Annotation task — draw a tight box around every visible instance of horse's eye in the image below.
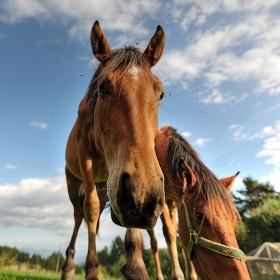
[98,83,107,93]
[196,212,204,222]
[159,92,165,101]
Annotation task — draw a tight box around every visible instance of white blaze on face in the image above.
[128,65,139,80]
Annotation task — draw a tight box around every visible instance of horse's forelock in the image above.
[165,127,238,218]
[87,46,151,105]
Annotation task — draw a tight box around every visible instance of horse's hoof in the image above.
[61,268,75,280]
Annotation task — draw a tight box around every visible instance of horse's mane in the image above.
[87,46,151,106]
[166,126,238,217]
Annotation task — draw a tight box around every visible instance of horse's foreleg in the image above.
[76,150,100,280]
[62,167,83,280]
[120,228,149,280]
[161,203,185,280]
[84,187,100,280]
[61,210,83,280]
[147,229,164,280]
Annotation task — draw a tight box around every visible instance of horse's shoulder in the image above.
[76,97,93,132]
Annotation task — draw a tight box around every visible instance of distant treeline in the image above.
[0,246,85,274]
[0,239,185,279]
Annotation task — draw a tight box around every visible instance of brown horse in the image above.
[155,126,250,279]
[61,21,165,280]
[122,125,251,280]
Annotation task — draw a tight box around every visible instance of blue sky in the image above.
[0,0,280,262]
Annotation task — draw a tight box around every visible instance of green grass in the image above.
[0,269,117,280]
[0,269,84,280]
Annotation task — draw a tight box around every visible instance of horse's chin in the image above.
[107,161,164,229]
[110,202,158,229]
[110,206,123,227]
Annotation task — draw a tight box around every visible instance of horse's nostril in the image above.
[118,172,134,204]
[121,172,131,187]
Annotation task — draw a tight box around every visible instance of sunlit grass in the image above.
[0,268,117,280]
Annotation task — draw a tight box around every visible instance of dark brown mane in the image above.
[87,46,151,107]
[166,127,237,216]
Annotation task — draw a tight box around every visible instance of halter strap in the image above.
[181,194,246,261]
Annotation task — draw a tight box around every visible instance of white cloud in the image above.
[0,173,167,255]
[179,6,198,31]
[230,122,280,141]
[2,1,280,96]
[260,168,280,192]
[194,138,213,147]
[0,173,121,241]
[266,103,280,112]
[229,121,280,169]
[204,72,227,87]
[154,3,280,97]
[169,0,279,23]
[198,88,248,104]
[230,176,244,194]
[229,124,245,140]
[5,164,17,170]
[0,174,70,234]
[30,120,47,130]
[180,131,191,139]
[0,0,161,39]
[257,122,280,168]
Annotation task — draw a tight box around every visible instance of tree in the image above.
[109,236,125,266]
[233,177,279,220]
[29,253,43,265]
[233,177,280,252]
[98,246,110,266]
[17,252,29,263]
[43,252,65,271]
[243,197,280,252]
[97,236,126,276]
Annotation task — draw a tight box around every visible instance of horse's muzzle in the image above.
[113,172,165,229]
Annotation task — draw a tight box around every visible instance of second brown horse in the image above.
[122,126,251,280]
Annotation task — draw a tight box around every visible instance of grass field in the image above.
[0,269,85,280]
[0,269,118,280]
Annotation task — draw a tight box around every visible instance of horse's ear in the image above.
[178,158,197,190]
[90,20,112,62]
[143,25,165,67]
[220,171,240,191]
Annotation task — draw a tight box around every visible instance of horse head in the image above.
[90,21,165,228]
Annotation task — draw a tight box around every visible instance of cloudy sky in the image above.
[1,0,280,263]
